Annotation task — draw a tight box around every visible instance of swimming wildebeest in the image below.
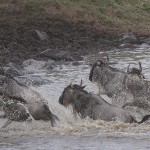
[89,56,148,104]
[0,72,58,127]
[59,81,150,124]
[89,56,150,120]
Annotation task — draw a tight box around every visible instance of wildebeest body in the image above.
[59,83,150,123]
[89,59,150,120]
[0,74,58,127]
[0,98,33,128]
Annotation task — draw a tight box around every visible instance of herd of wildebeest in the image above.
[1,55,150,128]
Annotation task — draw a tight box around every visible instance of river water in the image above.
[1,47,150,150]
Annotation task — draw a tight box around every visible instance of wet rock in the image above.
[138,43,150,49]
[34,49,83,61]
[4,63,24,77]
[140,36,150,45]
[34,30,49,41]
[120,30,138,44]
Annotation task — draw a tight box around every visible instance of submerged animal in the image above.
[0,96,58,128]
[0,70,59,127]
[89,56,150,120]
[89,56,149,103]
[0,98,33,128]
[59,81,150,124]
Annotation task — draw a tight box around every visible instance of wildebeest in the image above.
[89,56,150,120]
[0,71,58,127]
[0,98,33,128]
[0,74,47,104]
[59,81,150,123]
[89,57,129,103]
[89,57,148,103]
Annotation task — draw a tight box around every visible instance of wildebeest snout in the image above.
[59,95,63,105]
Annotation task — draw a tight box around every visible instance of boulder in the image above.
[120,30,138,44]
[34,49,83,61]
[34,30,49,41]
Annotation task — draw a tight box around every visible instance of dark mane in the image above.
[72,84,88,94]
[89,60,106,81]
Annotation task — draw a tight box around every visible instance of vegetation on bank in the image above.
[0,0,150,34]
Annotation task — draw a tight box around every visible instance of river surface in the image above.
[1,47,150,150]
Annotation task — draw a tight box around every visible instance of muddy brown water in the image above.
[1,47,150,150]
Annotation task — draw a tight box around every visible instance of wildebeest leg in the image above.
[51,114,59,127]
[2,119,12,128]
[122,102,134,108]
[50,114,57,127]
[98,85,101,96]
[43,104,59,127]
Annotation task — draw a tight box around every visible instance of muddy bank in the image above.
[0,18,120,65]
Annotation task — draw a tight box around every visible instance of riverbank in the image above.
[0,0,150,65]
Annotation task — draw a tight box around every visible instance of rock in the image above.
[138,43,150,49]
[4,63,24,77]
[35,30,49,41]
[140,36,150,45]
[34,49,83,61]
[120,30,138,44]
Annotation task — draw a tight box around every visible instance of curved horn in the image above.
[69,83,73,88]
[80,79,83,87]
[89,61,99,81]
[70,74,79,85]
[127,64,130,73]
[105,54,109,62]
[139,62,142,72]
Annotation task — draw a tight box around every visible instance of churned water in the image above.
[1,47,150,150]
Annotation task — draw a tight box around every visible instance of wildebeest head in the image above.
[127,62,145,79]
[59,80,87,107]
[0,65,26,92]
[0,66,29,104]
[89,55,109,82]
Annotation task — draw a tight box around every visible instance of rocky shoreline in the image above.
[0,19,150,66]
[0,21,114,65]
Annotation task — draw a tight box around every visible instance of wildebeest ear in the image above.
[80,79,83,87]
[127,64,130,73]
[70,84,73,88]
[81,86,86,89]
[139,62,142,72]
